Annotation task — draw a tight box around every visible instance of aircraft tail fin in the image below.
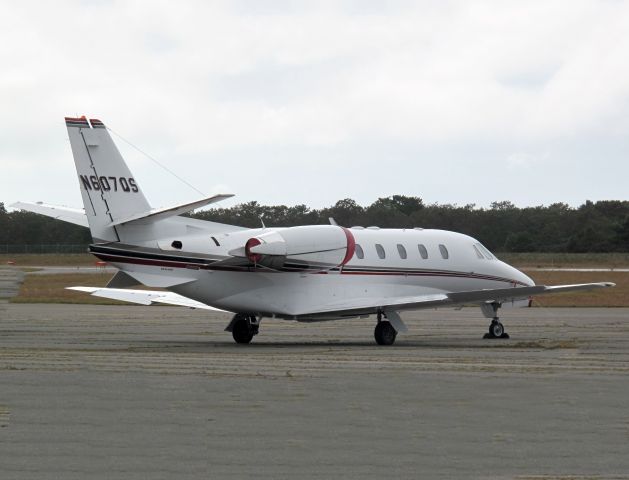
[65,116,152,242]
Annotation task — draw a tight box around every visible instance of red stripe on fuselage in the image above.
[93,252,200,269]
[94,251,527,286]
[340,227,356,266]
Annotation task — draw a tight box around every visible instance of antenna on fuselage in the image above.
[329,217,338,226]
[259,216,266,229]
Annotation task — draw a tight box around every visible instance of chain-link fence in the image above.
[0,244,90,254]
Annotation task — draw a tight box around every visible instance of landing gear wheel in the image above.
[490,320,504,338]
[374,321,397,346]
[484,320,510,339]
[232,316,255,344]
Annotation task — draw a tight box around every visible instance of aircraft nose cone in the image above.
[500,261,535,286]
[513,265,535,286]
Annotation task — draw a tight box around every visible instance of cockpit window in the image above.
[472,244,484,259]
[477,243,494,260]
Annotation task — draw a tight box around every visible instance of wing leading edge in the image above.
[296,282,616,318]
[66,282,614,319]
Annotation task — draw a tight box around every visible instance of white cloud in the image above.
[506,152,550,169]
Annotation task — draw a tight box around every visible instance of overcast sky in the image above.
[1,0,628,212]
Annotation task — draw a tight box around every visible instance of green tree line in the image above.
[2,197,629,252]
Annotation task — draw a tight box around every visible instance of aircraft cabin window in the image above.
[171,240,182,250]
[397,244,407,259]
[355,244,365,259]
[439,244,449,259]
[375,244,386,259]
[473,244,484,259]
[418,244,428,259]
[211,236,220,247]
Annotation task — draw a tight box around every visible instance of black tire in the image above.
[374,321,397,346]
[232,318,254,344]
[489,321,504,338]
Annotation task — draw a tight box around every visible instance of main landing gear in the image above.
[374,311,397,346]
[228,314,260,344]
[481,302,510,339]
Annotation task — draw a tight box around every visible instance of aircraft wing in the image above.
[298,282,615,318]
[10,202,88,227]
[66,287,227,311]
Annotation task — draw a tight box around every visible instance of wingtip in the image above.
[66,286,99,293]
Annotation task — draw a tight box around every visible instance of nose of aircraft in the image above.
[502,261,535,287]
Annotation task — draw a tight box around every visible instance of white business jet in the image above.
[11,116,615,345]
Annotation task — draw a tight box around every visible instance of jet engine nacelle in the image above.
[245,225,355,271]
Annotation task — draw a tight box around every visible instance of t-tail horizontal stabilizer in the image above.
[106,194,234,227]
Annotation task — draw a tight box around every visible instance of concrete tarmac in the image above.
[1,303,629,479]
[0,268,23,300]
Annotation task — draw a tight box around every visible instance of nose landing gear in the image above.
[486,319,508,339]
[481,302,510,339]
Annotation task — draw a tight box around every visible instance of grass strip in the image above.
[11,273,125,305]
[525,270,629,307]
[1,253,95,267]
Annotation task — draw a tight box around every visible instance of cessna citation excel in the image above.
[12,116,615,345]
